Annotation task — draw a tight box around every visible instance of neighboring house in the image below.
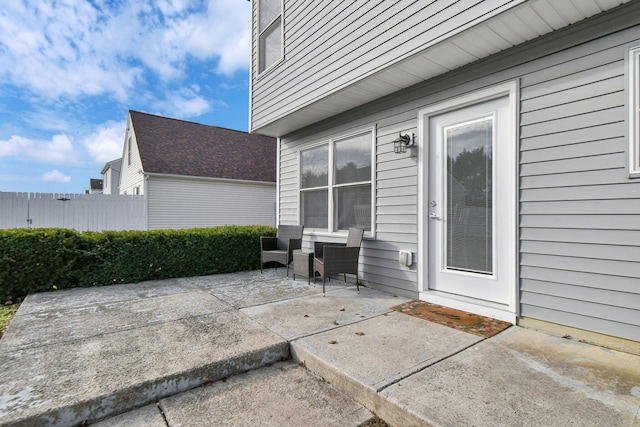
[88,178,103,194]
[250,1,640,345]
[100,158,122,195]
[120,110,276,229]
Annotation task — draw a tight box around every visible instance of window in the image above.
[299,130,374,234]
[258,0,282,73]
[127,136,132,166]
[300,145,329,229]
[630,46,640,176]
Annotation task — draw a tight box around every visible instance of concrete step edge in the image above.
[4,342,290,427]
[290,341,432,427]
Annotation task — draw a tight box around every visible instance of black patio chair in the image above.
[260,224,304,277]
[313,227,364,294]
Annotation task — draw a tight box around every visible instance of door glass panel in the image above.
[445,116,493,274]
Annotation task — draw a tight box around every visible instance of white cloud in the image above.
[171,96,212,117]
[83,121,126,163]
[151,88,227,118]
[0,134,79,165]
[157,0,190,16]
[42,170,71,183]
[0,1,141,101]
[0,0,251,102]
[22,107,74,133]
[174,0,251,76]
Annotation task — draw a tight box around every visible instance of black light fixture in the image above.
[393,132,416,154]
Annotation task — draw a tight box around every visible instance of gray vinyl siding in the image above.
[518,28,640,342]
[278,8,640,340]
[279,126,419,294]
[251,0,524,131]
[146,176,276,230]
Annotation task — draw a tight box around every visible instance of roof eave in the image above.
[143,171,276,186]
[251,0,633,138]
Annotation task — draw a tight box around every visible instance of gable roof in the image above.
[129,110,276,183]
[100,158,122,175]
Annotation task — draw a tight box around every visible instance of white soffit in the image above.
[258,0,632,137]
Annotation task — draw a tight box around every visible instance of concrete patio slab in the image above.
[3,271,639,427]
[0,306,288,427]
[292,311,482,391]
[160,361,374,427]
[91,403,166,427]
[2,290,232,351]
[380,326,640,427]
[240,286,410,340]
[194,270,322,309]
[17,277,200,315]
[290,311,482,424]
[183,269,284,289]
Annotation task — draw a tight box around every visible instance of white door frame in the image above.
[417,81,518,323]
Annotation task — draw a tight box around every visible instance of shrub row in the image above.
[0,225,276,299]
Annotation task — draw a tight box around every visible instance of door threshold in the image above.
[418,290,516,324]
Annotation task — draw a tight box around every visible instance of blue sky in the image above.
[0,0,251,194]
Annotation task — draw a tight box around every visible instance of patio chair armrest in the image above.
[313,241,345,259]
[261,236,278,251]
[323,245,360,263]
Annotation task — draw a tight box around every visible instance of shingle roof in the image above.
[129,110,276,183]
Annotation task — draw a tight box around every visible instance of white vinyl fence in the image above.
[0,192,146,231]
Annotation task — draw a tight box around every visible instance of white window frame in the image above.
[629,46,640,177]
[298,128,376,238]
[257,0,283,75]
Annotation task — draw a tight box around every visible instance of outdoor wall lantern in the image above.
[393,132,416,154]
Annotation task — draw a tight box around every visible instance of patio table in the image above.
[292,250,314,285]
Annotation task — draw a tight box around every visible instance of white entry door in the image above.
[426,93,514,308]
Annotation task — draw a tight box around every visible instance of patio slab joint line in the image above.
[374,337,488,393]
[285,310,398,342]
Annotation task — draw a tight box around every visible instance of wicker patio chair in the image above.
[313,227,364,294]
[260,225,304,277]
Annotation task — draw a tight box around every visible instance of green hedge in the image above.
[0,225,276,299]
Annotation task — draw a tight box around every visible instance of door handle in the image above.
[429,212,440,219]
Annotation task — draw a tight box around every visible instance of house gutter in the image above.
[142,172,276,187]
[143,174,149,230]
